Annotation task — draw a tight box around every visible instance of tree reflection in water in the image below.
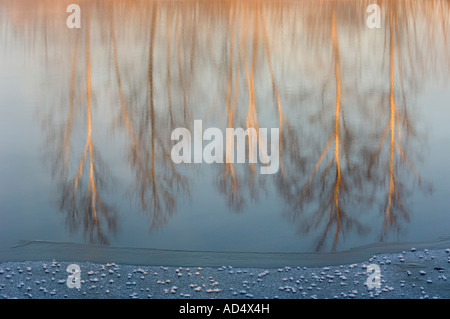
[2,0,448,250]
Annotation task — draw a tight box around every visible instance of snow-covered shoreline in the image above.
[1,248,449,299]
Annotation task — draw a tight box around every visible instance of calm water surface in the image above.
[1,0,449,263]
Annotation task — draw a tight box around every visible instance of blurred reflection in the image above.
[365,2,434,239]
[1,0,448,250]
[51,11,117,245]
[275,8,371,251]
[108,4,190,230]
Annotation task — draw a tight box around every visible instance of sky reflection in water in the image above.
[0,0,449,255]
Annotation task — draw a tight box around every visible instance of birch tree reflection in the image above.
[276,8,370,251]
[216,2,298,212]
[365,2,435,239]
[53,13,117,245]
[3,0,448,250]
[108,3,190,230]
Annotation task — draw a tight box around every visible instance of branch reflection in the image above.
[2,0,448,250]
